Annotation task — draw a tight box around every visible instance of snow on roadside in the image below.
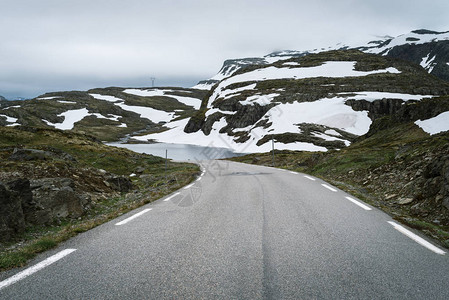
[415,111,449,135]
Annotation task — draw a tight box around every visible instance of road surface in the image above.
[1,160,449,299]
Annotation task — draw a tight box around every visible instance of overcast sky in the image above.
[1,0,448,99]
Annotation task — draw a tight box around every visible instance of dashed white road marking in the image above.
[196,177,202,182]
[304,175,316,181]
[164,192,180,202]
[345,196,372,211]
[0,249,77,290]
[115,209,152,226]
[388,221,446,255]
[321,184,337,192]
[289,171,297,174]
[184,183,194,190]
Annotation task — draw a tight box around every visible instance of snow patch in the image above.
[45,108,91,130]
[1,114,18,123]
[192,82,215,90]
[116,103,174,123]
[415,111,449,135]
[38,96,61,100]
[123,89,201,109]
[90,94,123,102]
[283,62,300,66]
[240,93,279,106]
[210,61,401,105]
[340,91,433,102]
[313,132,350,146]
[324,129,342,137]
[4,105,20,109]
[57,100,77,104]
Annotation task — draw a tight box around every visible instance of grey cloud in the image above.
[1,0,448,99]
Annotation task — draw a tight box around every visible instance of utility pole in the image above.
[150,77,156,87]
[272,136,275,167]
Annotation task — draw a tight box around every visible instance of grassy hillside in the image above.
[0,126,199,270]
[0,87,208,142]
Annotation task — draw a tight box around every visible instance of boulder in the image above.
[0,180,27,242]
[105,175,133,193]
[29,178,85,224]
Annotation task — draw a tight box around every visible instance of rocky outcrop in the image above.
[423,155,449,211]
[9,148,77,162]
[0,177,93,241]
[0,180,27,242]
[28,178,87,224]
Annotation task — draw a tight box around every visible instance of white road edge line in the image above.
[304,175,316,181]
[289,171,297,174]
[321,184,337,192]
[164,192,180,202]
[196,177,202,182]
[345,197,372,211]
[388,221,446,255]
[184,183,194,190]
[115,209,152,226]
[0,249,77,290]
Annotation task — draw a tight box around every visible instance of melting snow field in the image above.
[123,89,202,109]
[415,112,449,135]
[43,109,125,130]
[90,93,175,123]
[210,61,401,105]
[89,94,123,102]
[135,96,372,153]
[44,108,91,130]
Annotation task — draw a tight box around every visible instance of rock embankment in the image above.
[0,147,132,243]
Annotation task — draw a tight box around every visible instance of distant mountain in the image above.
[178,49,449,152]
[1,29,449,153]
[194,29,449,88]
[358,29,449,81]
[0,87,207,141]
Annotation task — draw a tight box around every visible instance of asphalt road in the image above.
[1,160,449,299]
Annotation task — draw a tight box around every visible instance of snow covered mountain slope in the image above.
[162,50,449,153]
[195,29,449,91]
[0,87,207,141]
[358,29,449,81]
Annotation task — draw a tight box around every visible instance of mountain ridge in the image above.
[1,29,449,153]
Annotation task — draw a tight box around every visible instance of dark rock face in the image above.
[385,41,449,82]
[0,181,27,242]
[105,176,132,193]
[423,155,449,210]
[29,178,85,223]
[345,98,405,120]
